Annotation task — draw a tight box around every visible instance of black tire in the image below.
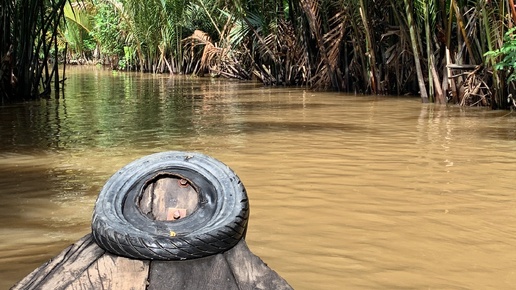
[91,151,249,260]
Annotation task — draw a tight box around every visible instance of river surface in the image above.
[1,67,516,289]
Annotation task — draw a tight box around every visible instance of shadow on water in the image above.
[236,121,375,134]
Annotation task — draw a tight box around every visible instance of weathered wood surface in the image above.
[11,235,105,290]
[148,254,240,290]
[224,240,292,290]
[139,175,198,221]
[66,253,149,290]
[12,234,293,290]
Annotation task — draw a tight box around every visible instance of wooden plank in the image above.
[224,240,293,290]
[139,175,199,221]
[65,253,149,290]
[139,182,154,216]
[13,237,293,290]
[152,178,168,220]
[11,234,105,290]
[147,254,239,290]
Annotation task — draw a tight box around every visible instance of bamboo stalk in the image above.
[359,1,378,94]
[508,0,516,24]
[432,62,444,103]
[403,0,429,102]
[451,0,476,63]
[424,0,434,102]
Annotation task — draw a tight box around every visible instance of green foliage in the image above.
[90,2,125,56]
[120,46,136,69]
[184,1,221,41]
[485,27,516,82]
[62,2,93,56]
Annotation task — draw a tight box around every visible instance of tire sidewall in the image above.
[92,151,249,260]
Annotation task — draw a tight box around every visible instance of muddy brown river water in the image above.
[1,67,516,289]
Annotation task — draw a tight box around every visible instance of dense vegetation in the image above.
[2,0,516,109]
[1,0,68,102]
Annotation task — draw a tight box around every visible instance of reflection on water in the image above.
[1,67,516,289]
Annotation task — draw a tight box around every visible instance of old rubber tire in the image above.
[91,151,249,260]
